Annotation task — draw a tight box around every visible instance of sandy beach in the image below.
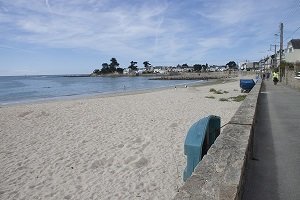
[0,79,245,200]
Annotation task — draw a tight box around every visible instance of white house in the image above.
[153,67,166,74]
[284,39,300,63]
[244,62,260,70]
[123,68,130,74]
[137,68,146,74]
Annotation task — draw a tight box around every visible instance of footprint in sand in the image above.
[90,157,114,169]
[124,155,137,165]
[34,111,50,119]
[169,123,178,128]
[133,137,142,144]
[134,157,149,168]
[18,111,34,118]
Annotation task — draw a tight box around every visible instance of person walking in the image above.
[272,70,279,85]
[266,72,270,80]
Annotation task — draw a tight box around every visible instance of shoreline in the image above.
[0,78,233,108]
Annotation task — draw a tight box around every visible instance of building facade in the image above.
[284,39,300,63]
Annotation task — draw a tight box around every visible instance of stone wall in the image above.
[174,80,262,200]
[283,67,300,90]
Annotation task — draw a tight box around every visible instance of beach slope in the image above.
[0,80,244,200]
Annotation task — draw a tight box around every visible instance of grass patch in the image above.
[230,95,247,102]
[219,98,229,101]
[205,96,215,99]
[209,88,217,92]
[209,88,223,94]
[223,90,229,94]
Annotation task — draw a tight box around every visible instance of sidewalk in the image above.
[242,80,300,199]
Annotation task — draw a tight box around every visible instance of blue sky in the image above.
[0,0,300,75]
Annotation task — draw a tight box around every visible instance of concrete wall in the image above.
[174,80,262,200]
[283,67,300,90]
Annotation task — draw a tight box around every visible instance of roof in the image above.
[290,39,300,49]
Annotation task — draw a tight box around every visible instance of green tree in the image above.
[143,61,152,71]
[193,64,202,72]
[226,61,237,69]
[202,64,208,71]
[116,67,124,74]
[93,69,100,74]
[129,61,138,71]
[182,63,189,68]
[109,58,119,72]
[101,63,109,74]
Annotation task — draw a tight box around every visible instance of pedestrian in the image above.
[272,71,279,85]
[266,72,270,80]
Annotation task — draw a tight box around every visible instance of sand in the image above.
[0,79,245,200]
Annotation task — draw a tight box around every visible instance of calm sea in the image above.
[0,75,203,105]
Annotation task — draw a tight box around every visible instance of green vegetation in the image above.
[93,57,122,75]
[230,95,247,102]
[209,88,217,92]
[210,94,247,102]
[143,61,152,71]
[129,61,138,71]
[209,88,223,94]
[208,87,247,103]
[226,61,238,70]
[219,98,229,101]
[193,64,202,72]
[193,63,208,72]
[90,58,237,77]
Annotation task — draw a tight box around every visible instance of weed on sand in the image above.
[230,95,247,102]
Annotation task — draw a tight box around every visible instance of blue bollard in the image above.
[183,115,221,181]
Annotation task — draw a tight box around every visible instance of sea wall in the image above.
[174,79,262,200]
[150,71,239,80]
[283,67,300,90]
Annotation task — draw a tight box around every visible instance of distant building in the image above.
[137,68,146,74]
[123,68,130,74]
[243,62,259,70]
[208,65,227,72]
[284,39,300,63]
[239,62,247,70]
[208,66,216,72]
[153,66,167,74]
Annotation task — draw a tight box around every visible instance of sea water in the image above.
[0,75,203,105]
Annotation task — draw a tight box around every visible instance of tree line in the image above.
[93,58,152,75]
[92,58,237,75]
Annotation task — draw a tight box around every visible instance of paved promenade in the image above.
[243,80,300,200]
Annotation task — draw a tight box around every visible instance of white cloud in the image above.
[198,0,254,26]
[1,0,300,69]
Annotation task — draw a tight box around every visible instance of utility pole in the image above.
[270,44,277,68]
[279,22,283,81]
